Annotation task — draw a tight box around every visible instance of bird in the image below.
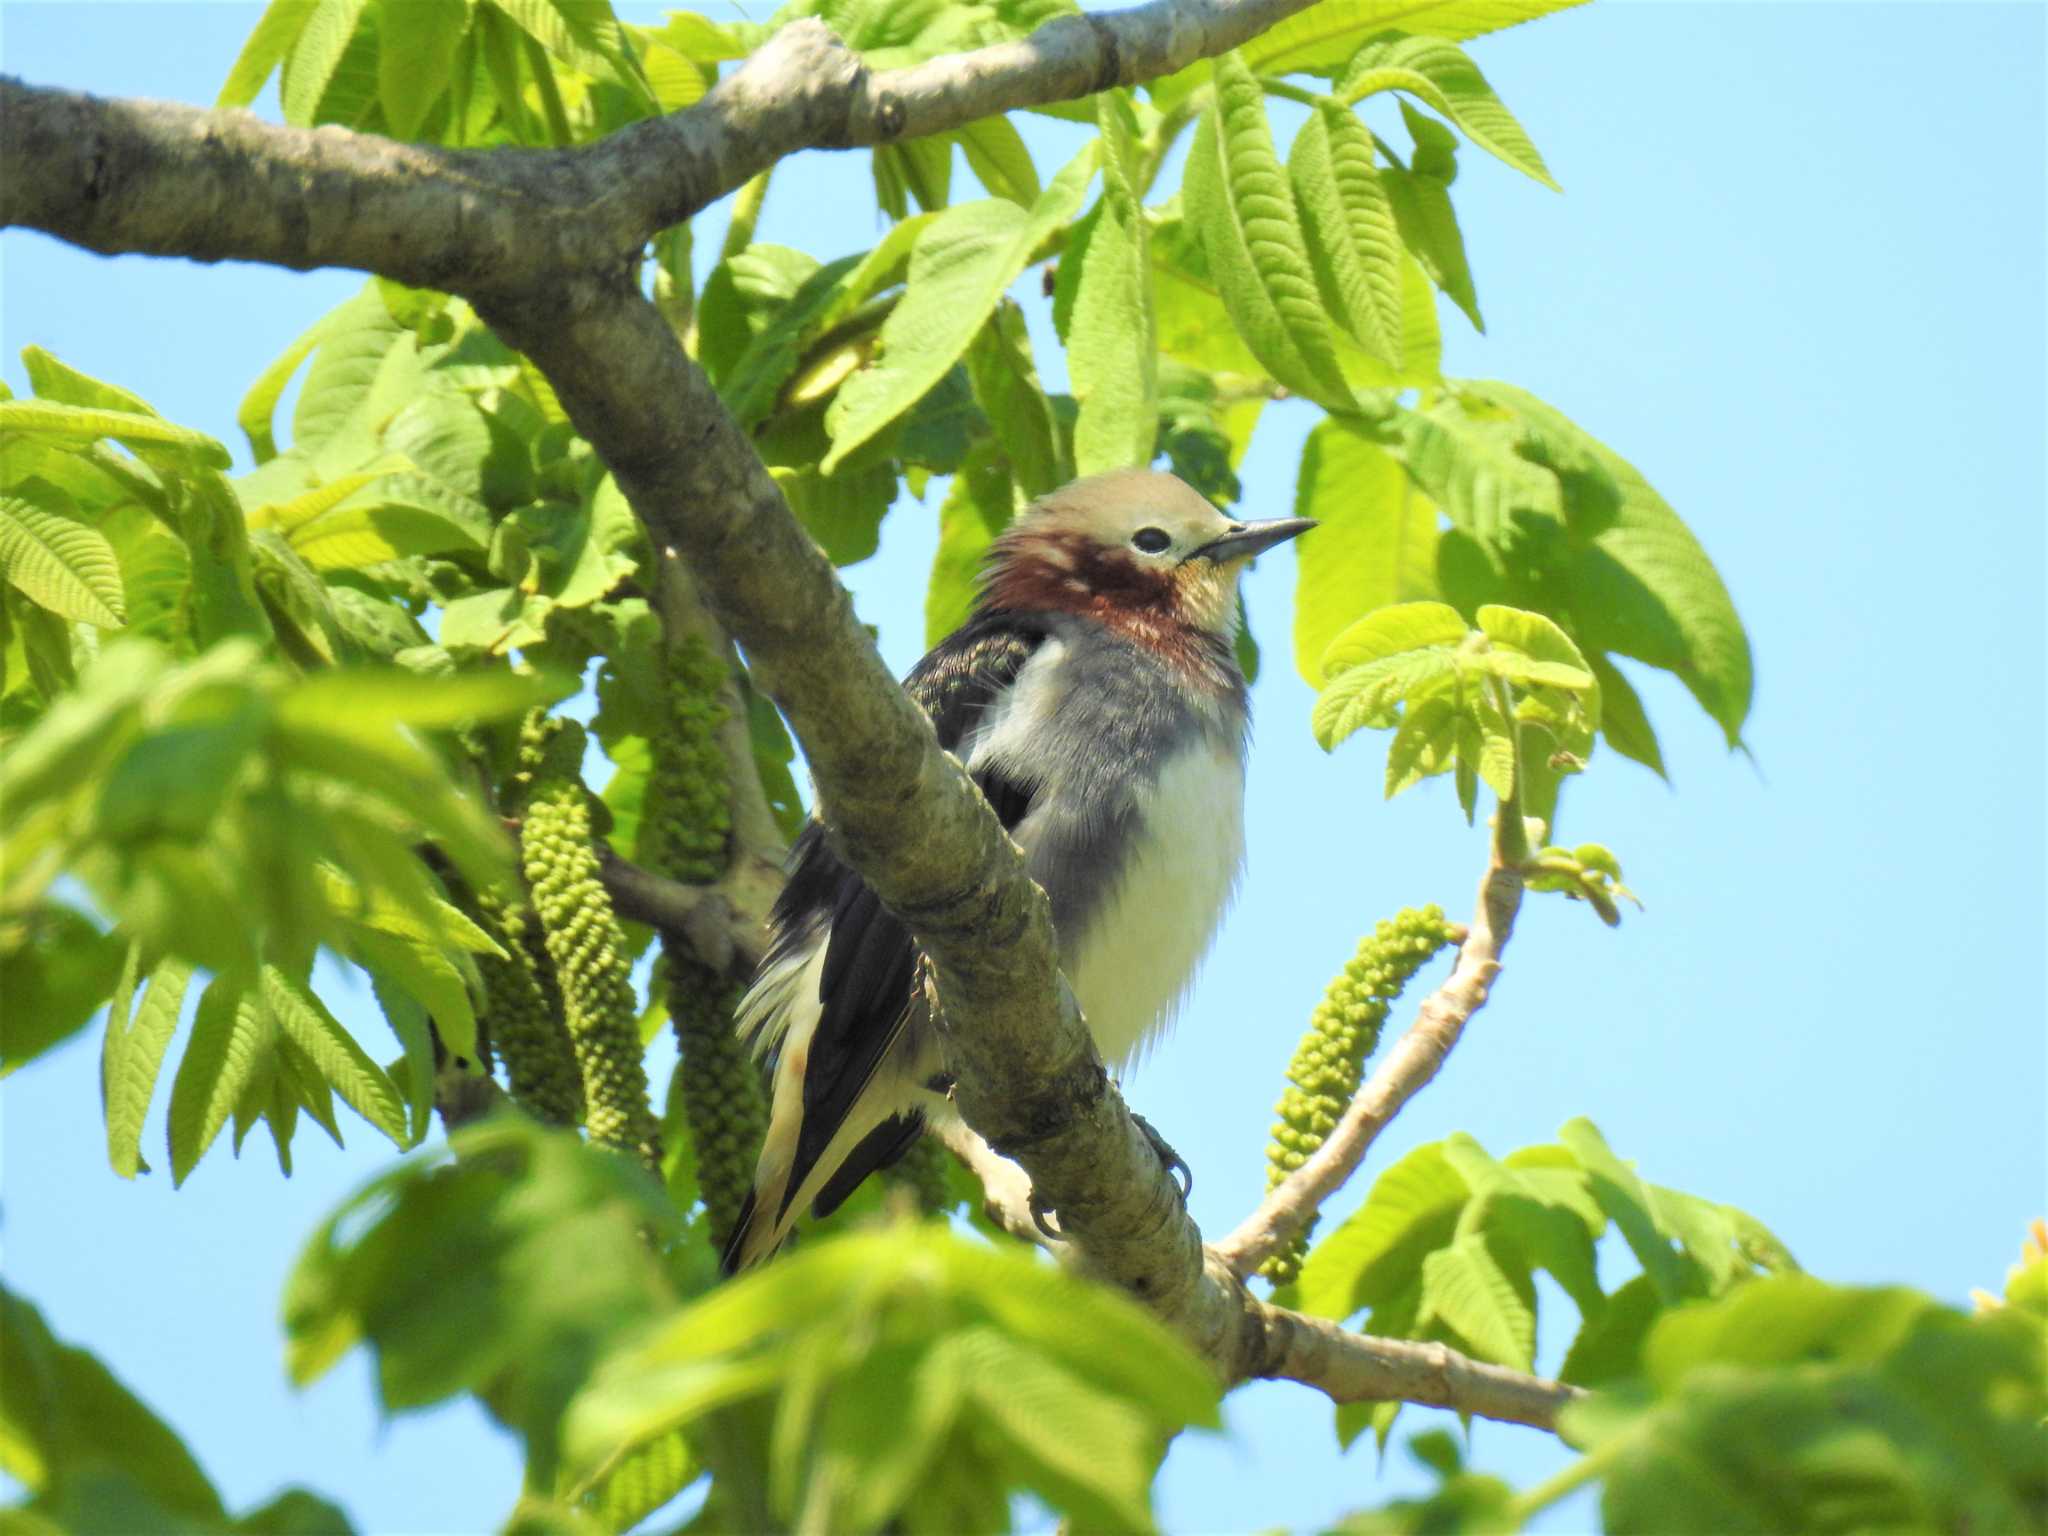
[721,467,1313,1271]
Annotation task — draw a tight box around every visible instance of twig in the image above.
[1249,1296,1583,1432]
[1215,819,1528,1278]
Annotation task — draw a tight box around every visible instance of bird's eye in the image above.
[1132,527,1172,554]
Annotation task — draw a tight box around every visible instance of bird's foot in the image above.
[1130,1111,1192,1201]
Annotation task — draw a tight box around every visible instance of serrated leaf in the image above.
[1062,92,1156,476]
[0,496,127,627]
[20,347,162,417]
[102,954,194,1179]
[1384,688,1459,797]
[1339,33,1556,189]
[1184,54,1354,410]
[1314,648,1461,749]
[1419,1234,1535,1370]
[1321,599,1469,674]
[823,149,1096,473]
[1297,1141,1469,1322]
[167,972,271,1185]
[1291,422,1440,686]
[261,965,409,1148]
[1291,101,1405,368]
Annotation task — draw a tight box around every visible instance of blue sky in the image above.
[2,3,2043,1533]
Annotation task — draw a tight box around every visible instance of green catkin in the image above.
[669,959,763,1251]
[472,888,584,1127]
[518,711,663,1171]
[642,632,731,884]
[1261,904,1460,1287]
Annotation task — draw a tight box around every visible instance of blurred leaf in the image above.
[0,1286,227,1522]
[1234,0,1590,78]
[1561,1278,2048,1535]
[284,1117,680,1482]
[220,0,322,107]
[0,904,125,1078]
[563,1226,1218,1533]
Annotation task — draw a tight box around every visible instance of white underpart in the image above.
[962,635,1247,1065]
[1058,743,1245,1064]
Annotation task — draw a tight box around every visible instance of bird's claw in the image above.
[1131,1111,1192,1201]
[1029,1190,1064,1242]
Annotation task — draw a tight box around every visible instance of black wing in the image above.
[772,610,1056,1221]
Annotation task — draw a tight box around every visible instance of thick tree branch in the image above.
[1216,827,1528,1278]
[2,0,1317,283]
[1,0,1575,1433]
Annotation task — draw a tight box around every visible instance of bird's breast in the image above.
[1059,739,1245,1064]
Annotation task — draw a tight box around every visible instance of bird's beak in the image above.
[1188,517,1317,564]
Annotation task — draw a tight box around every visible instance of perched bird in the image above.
[722,468,1312,1271]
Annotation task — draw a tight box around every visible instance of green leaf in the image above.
[966,303,1065,500]
[1291,421,1439,687]
[1383,688,1459,797]
[1338,33,1556,189]
[956,113,1041,206]
[822,148,1097,473]
[1475,603,1593,690]
[1589,654,1664,777]
[489,0,655,106]
[1559,1117,1693,1304]
[102,954,194,1179]
[219,0,321,106]
[1297,1141,1469,1323]
[0,494,125,628]
[232,1487,361,1535]
[0,905,126,1078]
[1562,1280,2047,1536]
[1290,101,1405,368]
[0,400,231,472]
[261,965,409,1149]
[20,347,163,418]
[284,1118,680,1481]
[926,442,1012,646]
[167,971,271,1185]
[1062,92,1157,477]
[1382,105,1482,331]
[282,0,371,125]
[1238,0,1589,77]
[1184,54,1354,410]
[1,1287,228,1522]
[1419,1235,1535,1370]
[1466,382,1752,745]
[379,0,469,138]
[1311,601,1468,748]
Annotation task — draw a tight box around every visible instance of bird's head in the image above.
[981,469,1314,644]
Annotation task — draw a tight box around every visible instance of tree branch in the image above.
[2,0,1318,286]
[1,0,1574,1434]
[1215,823,1528,1278]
